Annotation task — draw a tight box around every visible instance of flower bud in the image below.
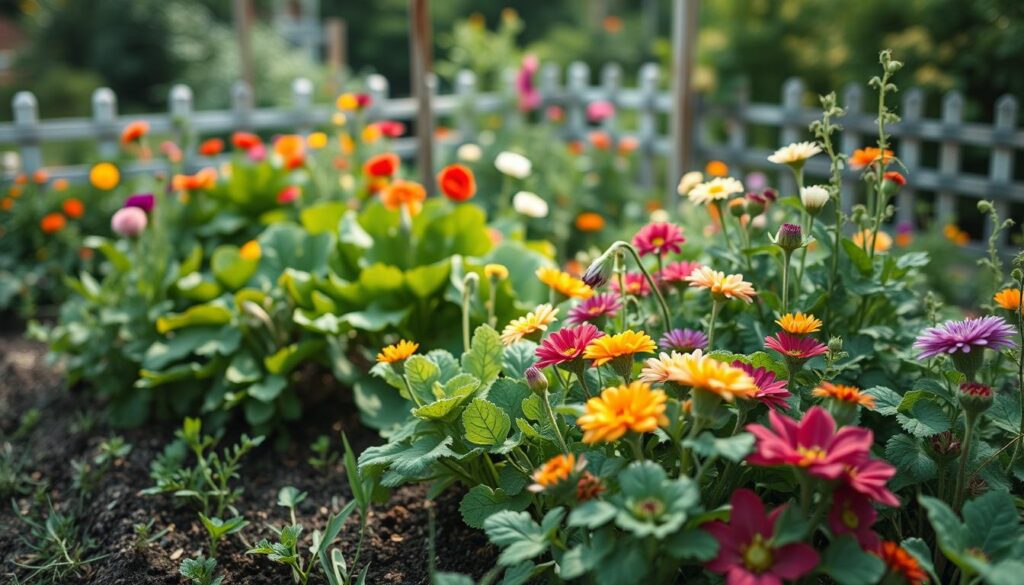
[582,249,616,288]
[828,336,844,353]
[881,171,905,199]
[525,366,549,396]
[958,382,993,416]
[728,198,747,218]
[924,430,961,464]
[800,185,830,215]
[484,263,509,280]
[744,193,766,216]
[772,223,804,253]
[977,200,994,214]
[761,188,778,203]
[111,206,148,238]
[1011,268,1023,282]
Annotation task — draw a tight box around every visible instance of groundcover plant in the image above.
[1,49,1022,585]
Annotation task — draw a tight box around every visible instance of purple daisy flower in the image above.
[567,293,620,325]
[914,316,1016,358]
[659,328,708,352]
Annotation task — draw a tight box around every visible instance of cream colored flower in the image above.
[800,185,830,213]
[768,141,822,166]
[513,191,548,218]
[687,177,744,206]
[677,171,704,195]
[495,151,532,179]
[457,143,482,162]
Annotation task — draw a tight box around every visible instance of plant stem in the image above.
[542,391,570,454]
[954,412,977,511]
[614,241,674,335]
[781,251,792,314]
[1008,290,1024,473]
[628,433,645,461]
[707,300,723,350]
[715,200,737,255]
[796,216,815,293]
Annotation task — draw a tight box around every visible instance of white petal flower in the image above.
[687,177,745,206]
[768,141,822,165]
[495,151,532,179]
[513,191,548,218]
[676,171,704,195]
[457,143,482,162]
[800,185,831,213]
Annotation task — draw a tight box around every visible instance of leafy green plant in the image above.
[131,518,170,552]
[71,435,132,499]
[198,513,248,556]
[308,434,339,471]
[0,441,35,498]
[179,555,224,585]
[11,501,106,584]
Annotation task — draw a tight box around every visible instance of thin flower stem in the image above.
[619,243,673,335]
[542,391,570,454]
[781,251,792,314]
[715,200,737,255]
[616,252,627,332]
[954,412,977,511]
[707,300,723,350]
[487,284,497,327]
[796,216,815,293]
[628,433,645,461]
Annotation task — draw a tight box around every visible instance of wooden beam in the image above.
[669,0,699,199]
[409,0,435,194]
[234,0,254,90]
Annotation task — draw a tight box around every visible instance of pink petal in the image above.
[797,407,835,448]
[771,543,819,579]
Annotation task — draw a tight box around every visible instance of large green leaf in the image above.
[462,325,503,388]
[211,245,259,290]
[156,304,233,334]
[462,398,511,446]
[460,485,531,529]
[301,201,348,235]
[818,535,885,585]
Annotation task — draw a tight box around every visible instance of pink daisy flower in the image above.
[632,222,686,257]
[567,293,621,325]
[610,272,650,297]
[745,406,872,480]
[535,324,604,369]
[828,487,880,550]
[658,260,702,285]
[764,332,828,363]
[843,456,899,507]
[705,489,818,585]
[731,361,791,410]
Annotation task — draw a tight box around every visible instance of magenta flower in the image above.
[586,100,615,123]
[658,261,702,285]
[828,487,880,550]
[123,193,155,213]
[632,222,686,257]
[567,293,621,325]
[764,332,828,362]
[731,361,791,410]
[535,323,604,369]
[705,489,818,585]
[516,54,541,111]
[914,316,1016,358]
[746,406,872,480]
[660,328,708,352]
[610,272,650,297]
[843,456,899,507]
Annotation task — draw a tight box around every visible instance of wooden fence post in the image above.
[92,88,118,160]
[937,91,964,224]
[455,69,477,145]
[232,81,254,131]
[600,62,622,140]
[169,84,194,169]
[988,95,1017,246]
[840,83,863,214]
[898,88,924,227]
[12,91,41,173]
[292,77,314,134]
[726,78,749,173]
[638,63,659,191]
[778,78,804,197]
[409,0,435,194]
[566,61,589,141]
[669,0,699,196]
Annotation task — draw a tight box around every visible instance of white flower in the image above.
[495,151,532,179]
[339,174,355,191]
[800,185,831,214]
[676,171,703,195]
[687,177,744,206]
[457,143,482,162]
[512,191,548,218]
[768,141,822,166]
[650,209,670,223]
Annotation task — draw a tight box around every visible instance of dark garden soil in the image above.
[0,332,497,584]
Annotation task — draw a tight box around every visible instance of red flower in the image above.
[875,541,928,585]
[277,185,301,205]
[632,222,685,257]
[658,261,701,285]
[705,489,818,585]
[232,132,262,150]
[828,487,879,550]
[40,212,66,234]
[731,361,791,410]
[437,164,476,202]
[843,456,899,506]
[535,323,604,369]
[371,120,405,138]
[746,406,872,480]
[610,272,650,297]
[198,138,225,156]
[62,198,85,219]
[883,171,906,185]
[364,153,400,178]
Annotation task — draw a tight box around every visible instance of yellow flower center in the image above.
[797,445,827,466]
[652,237,665,247]
[562,347,580,357]
[842,507,859,529]
[632,497,665,520]
[742,534,774,573]
[709,185,724,194]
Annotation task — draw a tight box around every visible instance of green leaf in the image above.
[459,485,531,529]
[963,490,1019,558]
[897,398,951,437]
[865,385,902,416]
[502,341,538,378]
[157,304,233,334]
[403,355,441,405]
[462,398,511,446]
[277,486,307,509]
[841,238,873,275]
[567,500,617,529]
[487,378,532,422]
[248,375,287,402]
[211,245,259,290]
[83,235,130,272]
[771,506,809,547]
[405,259,451,299]
[885,434,937,486]
[683,432,755,463]
[226,353,261,384]
[484,511,549,566]
[819,535,886,585]
[265,339,327,375]
[462,325,503,388]
[663,529,719,561]
[919,495,967,564]
[301,201,348,234]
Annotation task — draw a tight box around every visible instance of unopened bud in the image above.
[525,366,549,395]
[582,249,616,288]
[958,382,993,416]
[772,223,804,253]
[977,200,994,214]
[828,336,844,353]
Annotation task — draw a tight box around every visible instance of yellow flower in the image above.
[583,330,656,367]
[362,124,382,144]
[307,132,328,149]
[336,93,359,110]
[851,229,892,253]
[535,266,593,300]
[685,266,756,303]
[340,132,355,155]
[240,240,261,261]
[776,312,822,335]
[500,304,558,346]
[376,340,419,364]
[812,382,875,408]
[89,162,120,190]
[577,382,669,443]
[484,264,509,280]
[656,349,757,401]
[529,454,577,491]
[994,288,1022,312]
[332,112,348,126]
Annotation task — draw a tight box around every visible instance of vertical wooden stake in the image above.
[234,0,254,90]
[669,0,699,200]
[409,0,435,194]
[326,18,347,97]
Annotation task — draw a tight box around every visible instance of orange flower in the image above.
[536,267,593,300]
[852,229,892,253]
[62,198,85,219]
[232,132,262,150]
[812,382,875,408]
[437,164,476,202]
[849,147,894,170]
[274,134,306,168]
[529,454,577,491]
[380,180,426,216]
[89,162,120,191]
[240,240,261,261]
[1,197,13,211]
[172,167,217,191]
[364,153,400,178]
[121,120,149,144]
[40,212,66,234]
[53,178,69,192]
[361,124,382,144]
[776,312,823,335]
[8,186,22,198]
[618,136,639,155]
[575,212,605,232]
[376,340,419,364]
[602,15,623,33]
[943,224,970,246]
[648,349,758,402]
[705,160,729,177]
[567,141,584,156]
[198,138,225,156]
[32,169,49,184]
[583,330,656,367]
[14,174,27,185]
[588,131,611,150]
[875,541,927,585]
[686,266,756,303]
[577,382,668,443]
[994,288,1022,312]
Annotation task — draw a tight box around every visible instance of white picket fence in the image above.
[2,61,1021,246]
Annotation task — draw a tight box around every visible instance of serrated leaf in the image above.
[567,500,617,529]
[897,398,950,437]
[885,434,937,486]
[502,341,538,378]
[462,398,511,446]
[663,529,719,561]
[403,354,440,405]
[460,485,531,529]
[865,385,902,416]
[683,432,755,463]
[462,325,503,387]
[919,495,967,566]
[963,490,1019,558]
[484,511,549,566]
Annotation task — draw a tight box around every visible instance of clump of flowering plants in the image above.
[361,51,1024,585]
